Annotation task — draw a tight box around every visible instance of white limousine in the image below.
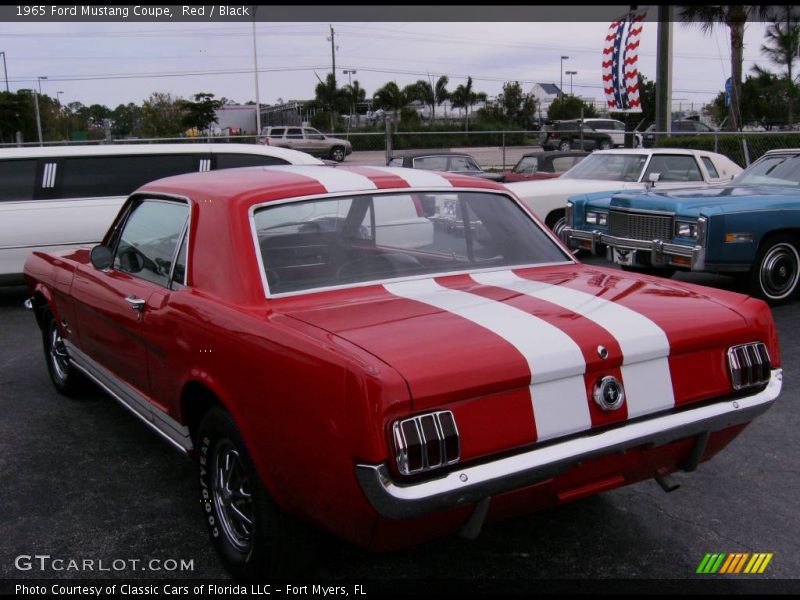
[0,144,323,284]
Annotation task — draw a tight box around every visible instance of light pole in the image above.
[560,56,569,98]
[0,51,8,92]
[56,91,64,106]
[565,70,577,95]
[343,68,356,131]
[37,75,47,95]
[251,15,262,138]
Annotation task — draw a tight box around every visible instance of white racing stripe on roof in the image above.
[471,270,675,418]
[384,277,590,442]
[265,165,378,193]
[365,166,454,188]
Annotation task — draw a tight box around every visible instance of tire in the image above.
[599,139,612,150]
[41,309,85,397]
[748,234,800,304]
[558,140,571,152]
[621,265,676,278]
[198,407,316,579]
[330,146,346,162]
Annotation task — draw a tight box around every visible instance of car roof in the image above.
[0,143,324,164]
[139,164,507,205]
[395,151,477,159]
[591,148,717,157]
[764,148,800,155]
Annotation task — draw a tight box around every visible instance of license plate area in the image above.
[612,248,636,266]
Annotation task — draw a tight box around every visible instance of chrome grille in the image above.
[609,210,674,241]
[393,411,460,475]
[728,342,771,390]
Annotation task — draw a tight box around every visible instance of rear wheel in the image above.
[198,407,316,579]
[748,234,800,304]
[41,309,85,397]
[558,140,571,152]
[599,139,612,150]
[330,146,346,162]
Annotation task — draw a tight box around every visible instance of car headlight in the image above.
[675,221,698,238]
[585,211,608,227]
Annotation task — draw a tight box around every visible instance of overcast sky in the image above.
[0,19,773,110]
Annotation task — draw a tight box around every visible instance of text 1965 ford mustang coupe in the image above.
[24,165,782,578]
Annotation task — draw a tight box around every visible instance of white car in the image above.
[0,144,322,284]
[505,149,742,240]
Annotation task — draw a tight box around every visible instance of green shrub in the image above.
[654,133,800,167]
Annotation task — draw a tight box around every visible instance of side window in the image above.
[449,156,480,171]
[286,128,303,139]
[214,154,289,169]
[644,155,703,182]
[60,154,200,198]
[0,159,38,201]
[303,128,326,140]
[551,156,578,172]
[268,128,285,137]
[388,157,403,167]
[701,156,720,179]
[113,200,189,287]
[413,156,449,171]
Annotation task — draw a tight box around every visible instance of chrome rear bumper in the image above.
[356,369,781,519]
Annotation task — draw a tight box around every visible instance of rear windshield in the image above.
[253,191,569,295]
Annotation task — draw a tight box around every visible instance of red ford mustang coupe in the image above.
[24,165,782,578]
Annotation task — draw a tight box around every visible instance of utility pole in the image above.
[328,25,337,88]
[655,5,673,135]
[32,90,43,145]
[252,8,262,138]
[0,52,8,92]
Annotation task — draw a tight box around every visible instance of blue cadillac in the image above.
[564,149,800,304]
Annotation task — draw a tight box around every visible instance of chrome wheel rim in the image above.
[212,440,254,552]
[760,243,799,300]
[49,325,70,382]
[332,148,345,161]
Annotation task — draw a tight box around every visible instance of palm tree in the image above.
[449,77,487,131]
[372,81,407,130]
[760,8,800,126]
[314,72,345,131]
[343,80,366,126]
[434,75,449,123]
[404,79,435,123]
[680,5,775,130]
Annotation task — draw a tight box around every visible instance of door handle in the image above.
[125,295,146,312]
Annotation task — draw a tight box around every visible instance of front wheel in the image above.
[558,140,571,152]
[748,235,800,304]
[330,146,346,162]
[198,408,316,579]
[42,309,85,397]
[599,139,612,150]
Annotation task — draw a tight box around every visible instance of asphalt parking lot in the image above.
[1,257,799,590]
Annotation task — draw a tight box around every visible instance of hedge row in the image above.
[654,133,800,166]
[345,131,534,152]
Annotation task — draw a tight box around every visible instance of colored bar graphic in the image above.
[700,552,773,574]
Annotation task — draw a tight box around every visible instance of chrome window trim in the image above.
[112,192,193,290]
[247,187,576,300]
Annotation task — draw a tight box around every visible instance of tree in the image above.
[314,73,346,131]
[707,66,799,128]
[343,80,366,125]
[372,81,407,130]
[403,79,435,123]
[139,92,185,138]
[178,93,222,133]
[476,81,539,128]
[760,8,800,125]
[680,5,775,131]
[547,95,598,120]
[450,77,487,131]
[0,91,25,143]
[111,103,142,137]
[434,75,450,122]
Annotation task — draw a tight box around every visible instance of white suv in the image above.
[582,118,643,148]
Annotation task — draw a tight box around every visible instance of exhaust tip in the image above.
[655,474,680,493]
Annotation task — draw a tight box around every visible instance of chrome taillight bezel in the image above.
[392,411,460,476]
[728,342,771,391]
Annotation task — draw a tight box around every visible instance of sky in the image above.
[0,18,774,111]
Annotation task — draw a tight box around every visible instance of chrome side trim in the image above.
[64,340,193,455]
[356,369,782,519]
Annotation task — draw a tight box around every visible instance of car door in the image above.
[303,128,328,155]
[71,197,190,415]
[284,127,305,151]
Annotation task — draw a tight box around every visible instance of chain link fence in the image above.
[651,131,800,167]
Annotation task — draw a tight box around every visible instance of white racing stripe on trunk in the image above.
[266,165,378,193]
[366,166,454,188]
[471,270,675,418]
[384,277,590,441]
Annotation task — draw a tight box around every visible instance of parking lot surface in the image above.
[1,257,798,587]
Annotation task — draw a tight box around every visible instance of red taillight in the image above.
[549,132,557,139]
[262,137,269,145]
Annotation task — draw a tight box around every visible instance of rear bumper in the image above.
[356,369,781,519]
